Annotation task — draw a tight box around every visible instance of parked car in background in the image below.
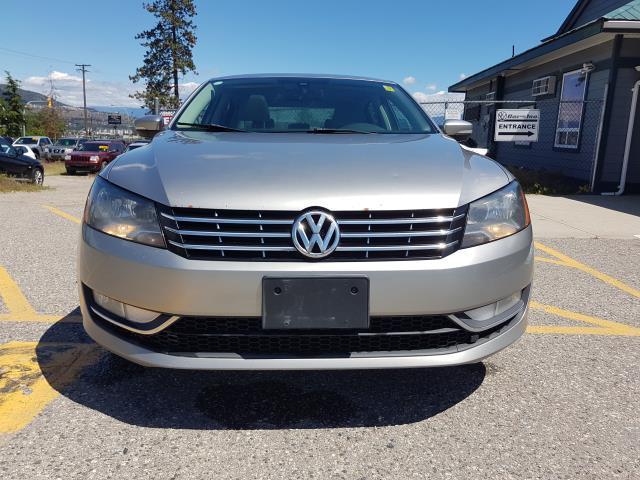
[124,140,150,153]
[13,145,38,159]
[65,140,125,174]
[0,139,44,184]
[12,136,52,160]
[48,137,88,161]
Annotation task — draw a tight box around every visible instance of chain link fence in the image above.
[419,99,605,185]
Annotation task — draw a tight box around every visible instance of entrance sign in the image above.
[160,110,177,126]
[494,109,540,142]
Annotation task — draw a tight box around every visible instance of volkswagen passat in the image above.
[79,74,533,370]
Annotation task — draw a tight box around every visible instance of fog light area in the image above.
[93,291,160,324]
[464,291,522,321]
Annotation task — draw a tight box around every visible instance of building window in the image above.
[532,76,556,96]
[554,70,588,149]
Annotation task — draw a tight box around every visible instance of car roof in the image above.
[207,73,397,84]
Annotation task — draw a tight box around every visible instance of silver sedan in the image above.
[78,74,533,370]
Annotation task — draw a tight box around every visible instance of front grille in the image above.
[159,206,467,261]
[94,314,506,357]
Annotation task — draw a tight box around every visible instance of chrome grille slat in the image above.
[161,212,292,225]
[336,241,458,252]
[165,227,290,238]
[341,228,460,238]
[338,214,464,225]
[168,240,296,252]
[160,207,466,261]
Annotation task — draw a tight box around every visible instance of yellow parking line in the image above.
[528,301,640,336]
[534,256,571,267]
[535,241,640,299]
[0,266,38,318]
[0,313,80,323]
[0,266,79,323]
[0,341,101,434]
[42,205,81,224]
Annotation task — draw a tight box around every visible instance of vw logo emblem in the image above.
[292,210,340,259]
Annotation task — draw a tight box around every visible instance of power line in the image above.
[0,47,76,65]
[76,64,91,135]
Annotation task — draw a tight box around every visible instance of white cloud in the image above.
[402,76,416,86]
[459,73,467,80]
[426,84,437,91]
[20,71,202,108]
[413,91,465,103]
[412,92,431,103]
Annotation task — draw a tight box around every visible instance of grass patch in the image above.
[43,161,67,176]
[0,175,50,193]
[507,166,590,195]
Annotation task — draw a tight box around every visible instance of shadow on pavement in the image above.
[37,313,486,430]
[562,194,640,217]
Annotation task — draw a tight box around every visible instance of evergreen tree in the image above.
[130,0,197,111]
[1,72,25,137]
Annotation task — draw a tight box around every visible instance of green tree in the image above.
[1,72,25,137]
[130,0,197,110]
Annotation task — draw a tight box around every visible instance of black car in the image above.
[0,140,44,184]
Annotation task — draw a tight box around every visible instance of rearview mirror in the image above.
[135,115,165,139]
[443,119,473,142]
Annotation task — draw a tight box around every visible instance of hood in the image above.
[106,130,510,211]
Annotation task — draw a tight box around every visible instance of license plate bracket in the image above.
[262,277,369,330]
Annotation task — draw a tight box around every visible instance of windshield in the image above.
[56,139,77,147]
[78,143,110,152]
[15,137,37,145]
[173,77,436,134]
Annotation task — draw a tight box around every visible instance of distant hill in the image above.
[0,84,69,107]
[91,106,148,118]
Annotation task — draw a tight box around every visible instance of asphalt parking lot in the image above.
[0,175,639,479]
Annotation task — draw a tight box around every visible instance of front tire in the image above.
[31,168,44,185]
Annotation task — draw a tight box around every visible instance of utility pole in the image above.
[75,64,91,135]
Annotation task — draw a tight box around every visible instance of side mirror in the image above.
[135,115,165,139]
[443,119,473,142]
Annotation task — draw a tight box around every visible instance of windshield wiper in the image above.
[175,122,246,132]
[306,128,373,134]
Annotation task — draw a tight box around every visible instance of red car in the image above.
[65,140,125,174]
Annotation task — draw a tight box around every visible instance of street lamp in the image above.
[22,100,46,137]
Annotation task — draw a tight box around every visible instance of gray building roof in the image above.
[449,0,640,92]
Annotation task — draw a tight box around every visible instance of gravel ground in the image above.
[0,177,638,479]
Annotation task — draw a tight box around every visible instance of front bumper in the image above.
[49,151,70,160]
[79,225,534,369]
[66,161,100,172]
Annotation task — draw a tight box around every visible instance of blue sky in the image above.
[0,0,576,107]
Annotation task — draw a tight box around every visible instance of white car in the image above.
[13,136,52,159]
[13,145,38,159]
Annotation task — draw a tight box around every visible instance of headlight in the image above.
[89,155,100,162]
[83,176,165,248]
[64,154,71,160]
[461,181,530,248]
